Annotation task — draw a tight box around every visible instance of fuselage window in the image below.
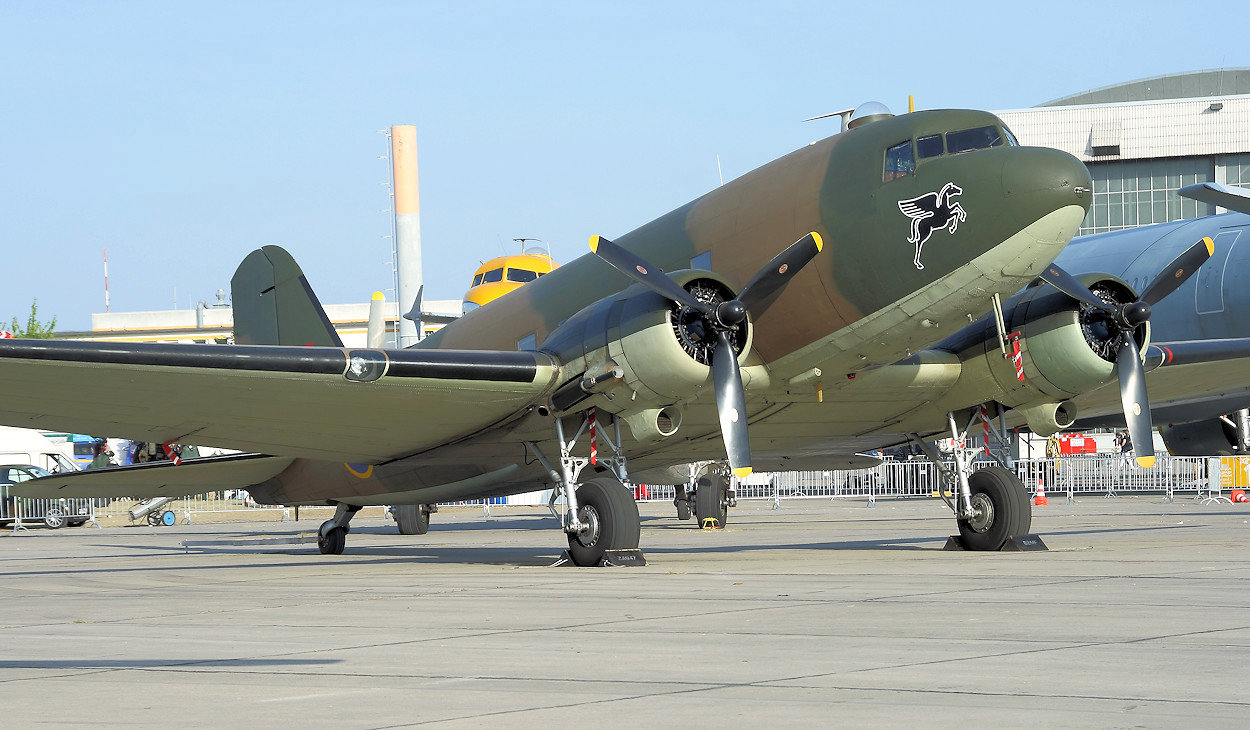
[884,140,915,181]
[916,134,944,160]
[472,273,485,286]
[946,125,1004,154]
[506,268,538,283]
[481,268,504,283]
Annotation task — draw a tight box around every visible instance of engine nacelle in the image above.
[1006,275,1149,400]
[1160,419,1239,456]
[541,270,760,436]
[943,273,1148,424]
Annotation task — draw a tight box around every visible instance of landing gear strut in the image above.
[318,503,359,555]
[527,408,641,566]
[909,409,1031,551]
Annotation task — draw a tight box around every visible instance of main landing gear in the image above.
[909,410,1032,551]
[527,408,641,566]
[394,504,435,535]
[318,503,360,555]
[673,462,734,528]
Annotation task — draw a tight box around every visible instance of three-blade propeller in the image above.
[1037,236,1214,467]
[589,232,824,477]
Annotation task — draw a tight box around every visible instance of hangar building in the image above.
[995,68,1250,235]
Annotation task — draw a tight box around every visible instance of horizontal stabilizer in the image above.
[12,454,294,500]
[1177,183,1250,216]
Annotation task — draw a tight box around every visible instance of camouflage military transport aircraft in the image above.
[7,104,1250,564]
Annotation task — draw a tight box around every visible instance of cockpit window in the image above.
[481,268,504,284]
[884,140,915,181]
[946,125,1005,154]
[506,268,538,283]
[472,273,485,286]
[1002,126,1019,146]
[916,134,944,160]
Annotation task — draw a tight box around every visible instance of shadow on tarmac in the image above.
[1,518,1206,576]
[0,659,338,669]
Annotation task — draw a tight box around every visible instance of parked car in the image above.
[0,464,94,528]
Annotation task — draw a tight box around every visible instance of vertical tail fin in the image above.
[230,245,344,347]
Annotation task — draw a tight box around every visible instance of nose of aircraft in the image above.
[1003,146,1093,219]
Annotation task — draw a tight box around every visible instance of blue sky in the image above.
[0,0,1243,331]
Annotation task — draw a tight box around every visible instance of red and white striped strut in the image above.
[979,404,992,456]
[1004,331,1025,381]
[588,407,597,465]
[161,441,183,465]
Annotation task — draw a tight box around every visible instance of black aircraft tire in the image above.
[395,504,430,535]
[694,475,728,528]
[318,522,346,555]
[958,466,1025,551]
[675,497,691,521]
[566,478,641,567]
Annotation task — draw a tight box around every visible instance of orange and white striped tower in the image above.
[391,125,424,347]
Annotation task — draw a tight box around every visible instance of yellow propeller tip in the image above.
[371,291,384,301]
[588,235,600,253]
[810,231,823,252]
[732,467,753,478]
[1203,236,1215,256]
[1137,456,1156,469]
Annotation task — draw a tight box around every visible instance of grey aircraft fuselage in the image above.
[1048,211,1250,427]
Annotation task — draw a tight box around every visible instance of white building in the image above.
[58,298,462,346]
[996,68,1250,235]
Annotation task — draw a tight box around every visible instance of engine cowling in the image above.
[1007,274,1149,399]
[540,270,761,438]
[944,274,1148,435]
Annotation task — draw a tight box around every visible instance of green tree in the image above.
[8,299,57,338]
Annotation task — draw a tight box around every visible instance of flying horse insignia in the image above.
[897,182,967,270]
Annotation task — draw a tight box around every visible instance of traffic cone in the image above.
[1034,479,1049,506]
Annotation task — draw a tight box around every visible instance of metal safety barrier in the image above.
[2,484,98,530]
[6,454,1236,529]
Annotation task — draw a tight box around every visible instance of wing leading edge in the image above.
[0,339,561,463]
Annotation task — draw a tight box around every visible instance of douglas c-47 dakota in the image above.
[5,102,1245,564]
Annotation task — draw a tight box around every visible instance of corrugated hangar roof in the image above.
[1040,68,1250,106]
[996,95,1250,162]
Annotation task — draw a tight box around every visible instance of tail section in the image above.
[230,245,343,347]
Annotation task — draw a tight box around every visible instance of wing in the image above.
[1068,338,1250,422]
[0,339,561,463]
[11,454,294,499]
[897,194,938,219]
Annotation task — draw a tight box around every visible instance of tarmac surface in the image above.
[2,495,1249,727]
